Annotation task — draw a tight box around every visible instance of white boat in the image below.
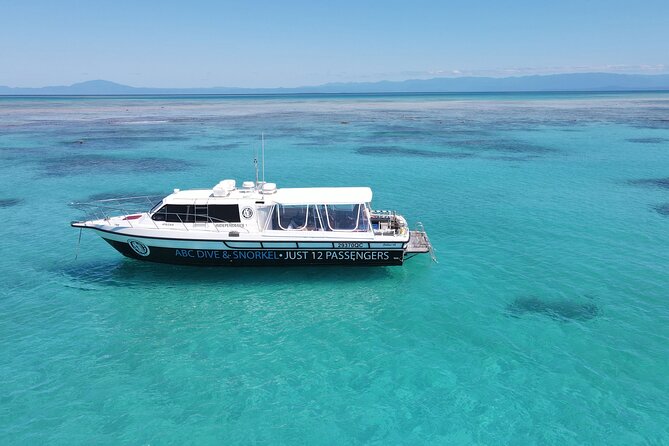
[71,179,435,266]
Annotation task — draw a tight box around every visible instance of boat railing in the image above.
[70,195,251,233]
[370,209,396,217]
[70,195,163,222]
[370,209,402,235]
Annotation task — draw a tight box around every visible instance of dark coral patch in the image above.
[653,203,669,216]
[356,146,473,159]
[628,178,669,190]
[60,135,189,147]
[453,139,556,154]
[626,137,669,144]
[192,143,242,151]
[507,296,599,321]
[0,198,22,208]
[42,155,195,176]
[485,155,540,162]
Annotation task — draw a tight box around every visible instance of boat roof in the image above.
[166,185,373,205]
[272,187,372,205]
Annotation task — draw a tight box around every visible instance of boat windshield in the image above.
[149,200,163,214]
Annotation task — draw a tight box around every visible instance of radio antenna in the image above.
[261,132,265,184]
[253,142,259,187]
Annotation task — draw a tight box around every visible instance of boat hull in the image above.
[102,237,405,266]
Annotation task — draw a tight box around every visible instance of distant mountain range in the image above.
[1,73,669,95]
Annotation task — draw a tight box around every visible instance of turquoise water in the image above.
[1,92,668,444]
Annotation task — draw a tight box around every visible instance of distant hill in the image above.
[1,73,669,95]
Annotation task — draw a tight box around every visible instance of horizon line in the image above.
[2,89,669,98]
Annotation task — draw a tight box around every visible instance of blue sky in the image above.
[0,0,667,88]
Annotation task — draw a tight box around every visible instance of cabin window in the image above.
[193,205,209,223]
[151,204,241,223]
[151,205,179,222]
[151,206,166,221]
[275,204,309,230]
[266,203,369,232]
[307,205,324,230]
[154,204,191,223]
[324,204,362,230]
[208,205,241,223]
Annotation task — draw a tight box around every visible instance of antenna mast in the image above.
[261,132,265,184]
[253,143,259,187]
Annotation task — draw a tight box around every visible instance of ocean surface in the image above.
[1,92,668,445]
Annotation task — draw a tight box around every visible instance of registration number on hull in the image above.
[333,242,366,249]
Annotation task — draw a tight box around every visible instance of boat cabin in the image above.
[147,180,406,236]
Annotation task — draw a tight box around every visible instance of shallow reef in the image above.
[0,198,22,208]
[653,203,669,216]
[626,137,669,144]
[452,139,555,154]
[191,143,242,151]
[507,296,599,321]
[356,146,473,159]
[41,154,195,177]
[628,177,669,190]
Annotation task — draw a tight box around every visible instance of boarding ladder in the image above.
[406,222,437,262]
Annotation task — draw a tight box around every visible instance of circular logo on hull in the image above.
[241,207,254,219]
[128,239,150,256]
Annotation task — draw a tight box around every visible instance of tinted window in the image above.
[208,205,241,223]
[151,205,168,221]
[167,205,191,223]
[152,204,241,223]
